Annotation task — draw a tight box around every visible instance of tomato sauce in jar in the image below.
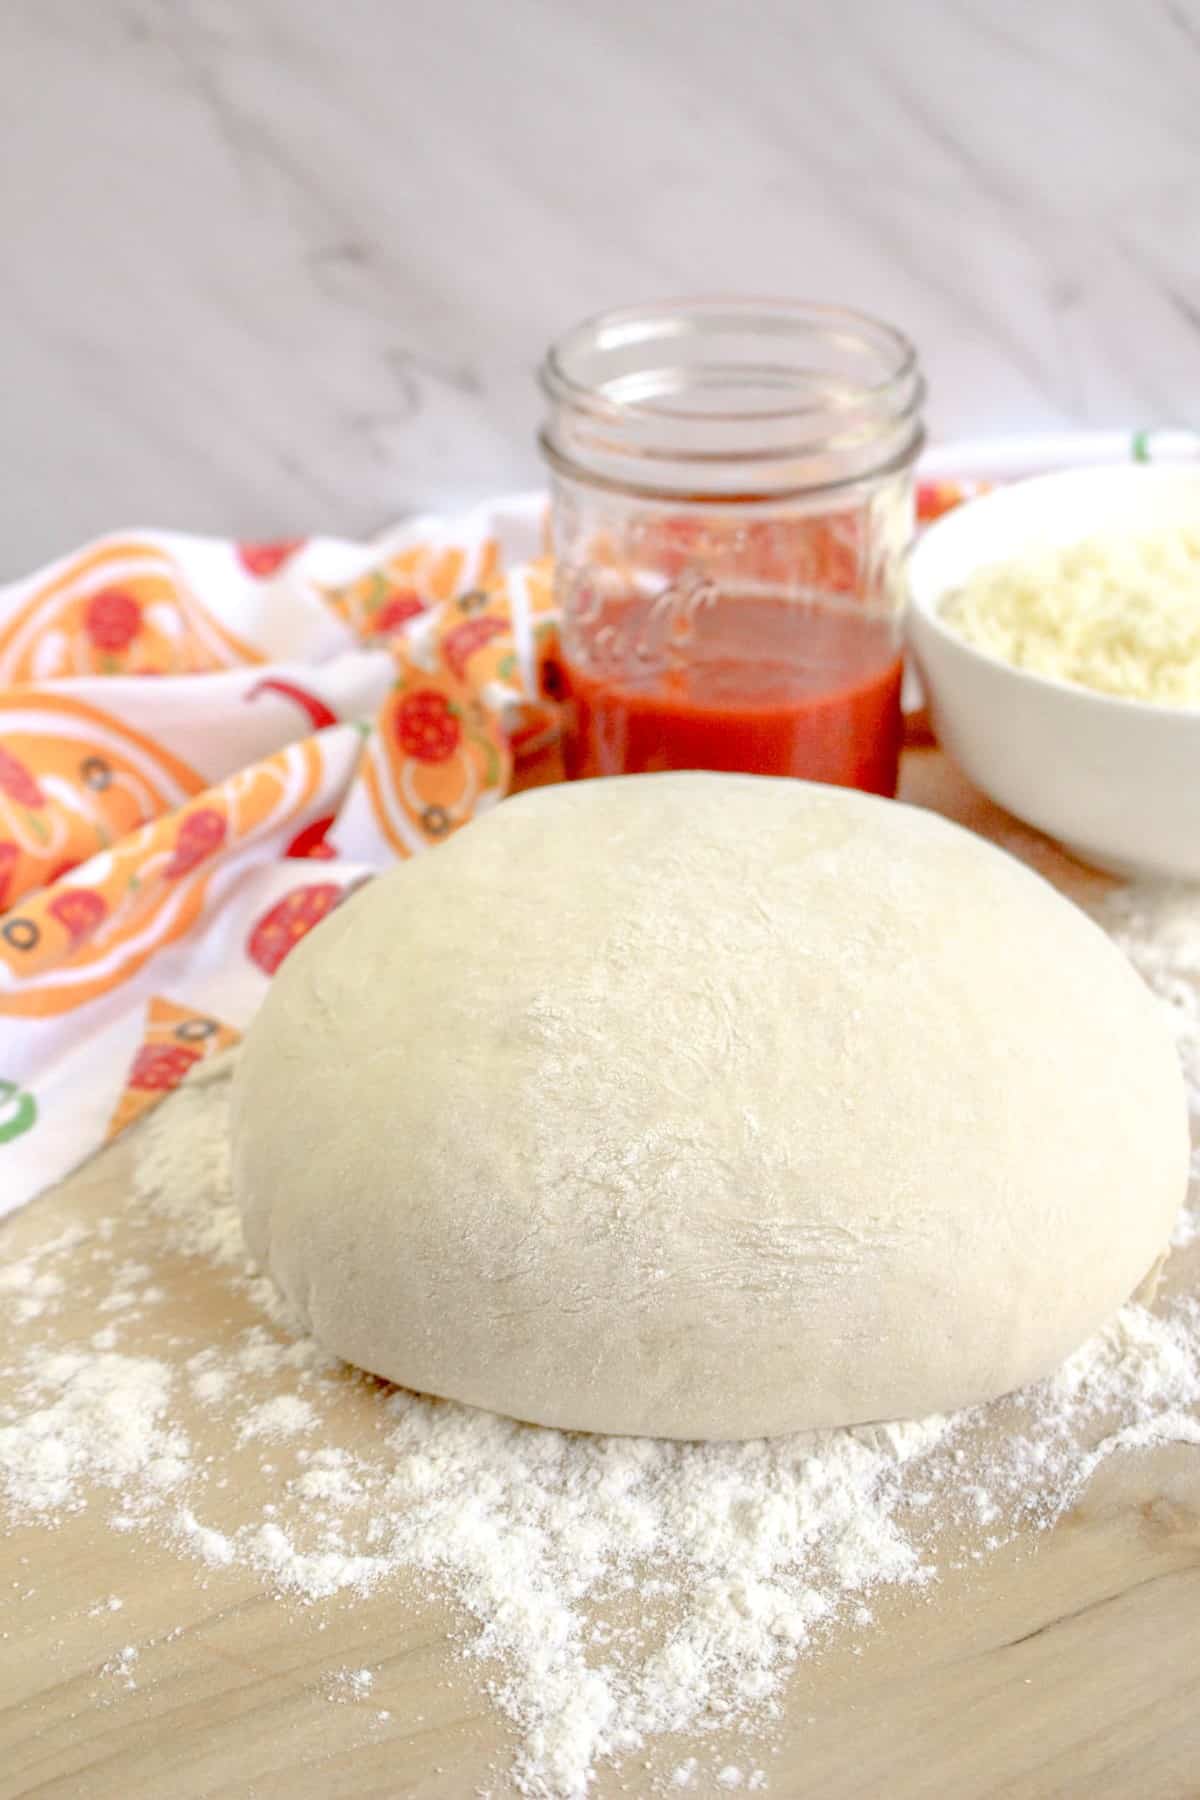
[540,300,924,796]
[560,594,904,794]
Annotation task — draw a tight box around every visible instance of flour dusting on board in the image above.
[1,887,1199,1797]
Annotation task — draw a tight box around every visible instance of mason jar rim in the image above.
[538,297,924,499]
[539,296,921,425]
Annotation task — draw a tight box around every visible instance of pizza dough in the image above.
[230,772,1188,1440]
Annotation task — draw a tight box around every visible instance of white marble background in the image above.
[1,0,1198,571]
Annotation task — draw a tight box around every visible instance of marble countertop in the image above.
[2,0,1198,572]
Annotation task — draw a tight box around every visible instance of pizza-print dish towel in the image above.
[0,432,1191,1217]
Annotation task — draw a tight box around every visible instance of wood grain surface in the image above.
[2,751,1198,1800]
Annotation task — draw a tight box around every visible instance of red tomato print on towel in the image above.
[84,589,142,653]
[237,540,305,578]
[105,996,244,1141]
[47,888,107,949]
[370,593,426,636]
[395,691,462,764]
[129,1040,202,1091]
[442,614,507,681]
[247,882,344,976]
[165,808,228,878]
[0,747,45,811]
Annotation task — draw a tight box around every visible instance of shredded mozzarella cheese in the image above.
[940,525,1200,704]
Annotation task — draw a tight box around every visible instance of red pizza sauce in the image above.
[560,594,904,796]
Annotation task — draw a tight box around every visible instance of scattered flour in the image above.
[237,1394,318,1443]
[325,1665,376,1701]
[87,1594,124,1616]
[187,1353,233,1406]
[0,1225,87,1323]
[101,1644,140,1691]
[0,882,1198,1796]
[176,1507,236,1567]
[0,1351,185,1515]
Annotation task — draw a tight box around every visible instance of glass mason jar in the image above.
[538,299,925,795]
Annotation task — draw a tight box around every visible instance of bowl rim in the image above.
[907,463,1200,723]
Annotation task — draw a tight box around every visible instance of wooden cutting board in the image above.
[2,750,1199,1800]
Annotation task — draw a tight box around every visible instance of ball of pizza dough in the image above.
[230,772,1188,1440]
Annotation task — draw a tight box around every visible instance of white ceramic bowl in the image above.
[907,464,1200,880]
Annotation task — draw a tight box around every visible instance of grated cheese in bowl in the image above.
[939,525,1200,706]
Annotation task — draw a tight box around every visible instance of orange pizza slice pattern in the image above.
[106,995,242,1141]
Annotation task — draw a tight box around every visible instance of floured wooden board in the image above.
[2,749,1199,1800]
